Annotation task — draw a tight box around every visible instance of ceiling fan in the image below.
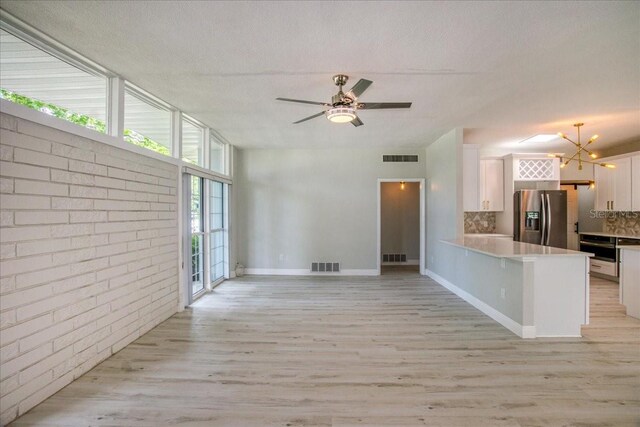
[276,74,412,127]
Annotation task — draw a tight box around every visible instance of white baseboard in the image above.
[244,268,379,276]
[425,269,534,339]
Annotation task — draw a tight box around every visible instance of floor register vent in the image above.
[311,262,340,272]
[383,155,419,162]
[382,254,407,263]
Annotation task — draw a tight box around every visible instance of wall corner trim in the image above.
[425,269,534,338]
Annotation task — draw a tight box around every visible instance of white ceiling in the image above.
[1,1,639,153]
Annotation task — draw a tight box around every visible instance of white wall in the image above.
[235,148,426,272]
[0,113,179,424]
[425,128,464,275]
[381,182,420,260]
[559,161,594,182]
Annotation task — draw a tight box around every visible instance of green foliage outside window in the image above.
[0,88,170,156]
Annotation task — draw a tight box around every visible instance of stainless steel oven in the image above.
[580,234,617,278]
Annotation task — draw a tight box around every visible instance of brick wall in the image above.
[0,112,180,424]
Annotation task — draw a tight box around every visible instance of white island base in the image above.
[427,236,592,338]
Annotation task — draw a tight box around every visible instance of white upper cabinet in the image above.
[463,145,504,212]
[595,155,633,211]
[481,159,504,212]
[633,155,640,212]
[463,145,481,211]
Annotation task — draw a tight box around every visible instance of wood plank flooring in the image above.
[9,273,640,426]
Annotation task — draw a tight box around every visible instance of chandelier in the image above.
[551,123,614,170]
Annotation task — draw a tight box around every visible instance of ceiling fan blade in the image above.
[351,116,364,127]
[276,97,329,106]
[293,111,325,124]
[359,102,412,109]
[345,79,373,99]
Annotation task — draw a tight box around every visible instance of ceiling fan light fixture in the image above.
[326,106,357,123]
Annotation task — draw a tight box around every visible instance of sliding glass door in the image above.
[184,173,229,303]
[189,176,205,296]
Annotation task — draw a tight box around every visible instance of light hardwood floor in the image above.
[9,273,640,426]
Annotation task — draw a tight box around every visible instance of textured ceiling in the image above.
[1,1,639,153]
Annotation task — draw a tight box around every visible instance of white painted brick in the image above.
[14,179,68,196]
[0,176,13,193]
[96,325,129,353]
[1,254,52,276]
[14,211,68,225]
[18,372,73,417]
[0,276,16,294]
[0,373,19,399]
[53,321,96,352]
[52,247,96,265]
[68,159,107,176]
[51,170,95,186]
[69,185,107,199]
[19,346,74,386]
[70,234,108,249]
[127,239,150,251]
[1,370,53,411]
[107,167,136,181]
[0,129,51,153]
[69,257,109,275]
[69,211,107,223]
[0,314,52,349]
[50,272,96,295]
[19,319,74,353]
[107,271,138,290]
[1,242,16,259]
[0,194,50,209]
[50,223,93,238]
[0,308,17,328]
[0,144,14,161]
[0,341,19,365]
[148,202,174,211]
[70,302,109,329]
[51,143,94,162]
[96,264,127,282]
[14,147,67,170]
[134,172,158,185]
[0,225,51,243]
[18,119,84,147]
[51,196,93,210]
[125,181,170,194]
[94,176,126,189]
[0,211,14,226]
[108,231,137,243]
[73,324,110,354]
[1,113,18,131]
[135,191,159,202]
[17,238,71,257]
[53,297,96,325]
[95,242,127,258]
[95,153,131,169]
[93,199,150,211]
[107,189,137,200]
[16,265,70,288]
[0,160,49,181]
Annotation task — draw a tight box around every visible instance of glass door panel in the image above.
[209,181,225,283]
[190,176,205,296]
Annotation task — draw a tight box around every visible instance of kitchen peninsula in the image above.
[427,235,592,338]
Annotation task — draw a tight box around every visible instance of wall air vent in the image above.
[383,155,419,162]
[382,254,407,263]
[311,262,340,272]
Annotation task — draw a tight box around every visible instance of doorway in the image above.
[561,184,579,251]
[377,179,425,275]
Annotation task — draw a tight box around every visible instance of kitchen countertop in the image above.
[463,233,513,238]
[442,235,593,259]
[578,231,639,239]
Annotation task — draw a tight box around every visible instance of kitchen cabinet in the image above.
[595,156,632,211]
[481,159,504,211]
[463,145,504,212]
[632,155,640,211]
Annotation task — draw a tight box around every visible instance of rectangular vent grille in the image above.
[383,155,419,163]
[311,262,340,272]
[382,254,407,263]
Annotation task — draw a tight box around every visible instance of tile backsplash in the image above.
[602,212,640,237]
[464,211,496,234]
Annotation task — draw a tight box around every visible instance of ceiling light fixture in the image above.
[325,106,357,123]
[400,181,406,190]
[552,123,614,170]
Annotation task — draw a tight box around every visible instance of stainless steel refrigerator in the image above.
[513,190,567,249]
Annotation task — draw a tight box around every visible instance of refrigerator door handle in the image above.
[546,193,551,246]
[540,194,546,245]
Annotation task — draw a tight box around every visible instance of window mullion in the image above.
[107,77,125,139]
